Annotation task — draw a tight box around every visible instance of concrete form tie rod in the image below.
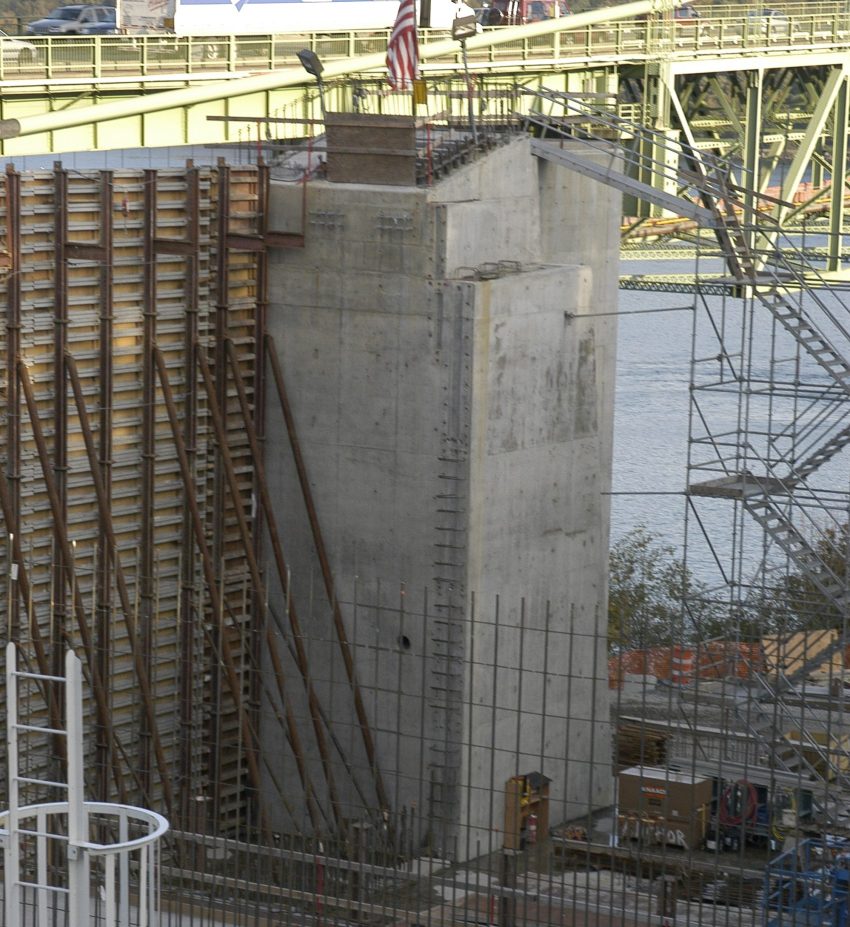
[263,335,391,815]
[195,343,329,836]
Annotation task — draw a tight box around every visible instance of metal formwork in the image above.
[0,162,271,830]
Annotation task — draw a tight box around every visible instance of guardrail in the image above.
[1,3,850,84]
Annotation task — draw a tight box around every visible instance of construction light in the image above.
[297,49,327,122]
[451,14,478,40]
[297,49,324,77]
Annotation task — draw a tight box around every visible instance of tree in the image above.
[607,526,719,652]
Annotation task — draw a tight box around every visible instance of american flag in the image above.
[386,0,419,90]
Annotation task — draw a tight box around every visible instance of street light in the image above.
[451,14,478,145]
[297,48,327,122]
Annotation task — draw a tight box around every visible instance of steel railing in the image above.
[2,2,850,83]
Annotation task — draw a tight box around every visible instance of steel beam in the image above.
[742,70,762,253]
[529,137,716,225]
[95,170,114,805]
[179,164,200,831]
[140,169,157,801]
[828,76,849,272]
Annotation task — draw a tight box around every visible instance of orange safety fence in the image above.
[609,641,766,689]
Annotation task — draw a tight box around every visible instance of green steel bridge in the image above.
[1,0,850,272]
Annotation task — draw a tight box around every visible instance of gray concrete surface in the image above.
[263,136,619,858]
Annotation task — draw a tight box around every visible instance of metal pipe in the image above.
[195,343,327,834]
[262,336,391,814]
[0,0,679,141]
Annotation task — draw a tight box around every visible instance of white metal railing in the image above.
[0,643,169,926]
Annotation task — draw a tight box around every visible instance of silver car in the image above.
[0,31,39,65]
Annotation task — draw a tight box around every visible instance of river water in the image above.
[612,283,692,553]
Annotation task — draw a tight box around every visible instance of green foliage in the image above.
[609,521,850,655]
[608,526,714,652]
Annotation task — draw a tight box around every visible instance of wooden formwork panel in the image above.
[0,162,267,831]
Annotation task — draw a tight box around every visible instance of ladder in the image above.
[0,642,169,926]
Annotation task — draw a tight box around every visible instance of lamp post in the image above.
[451,14,478,145]
[297,48,327,122]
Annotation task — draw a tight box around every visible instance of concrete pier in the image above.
[265,136,619,854]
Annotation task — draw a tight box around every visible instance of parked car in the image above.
[0,30,39,64]
[26,5,116,35]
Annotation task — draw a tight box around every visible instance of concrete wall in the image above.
[264,137,618,855]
